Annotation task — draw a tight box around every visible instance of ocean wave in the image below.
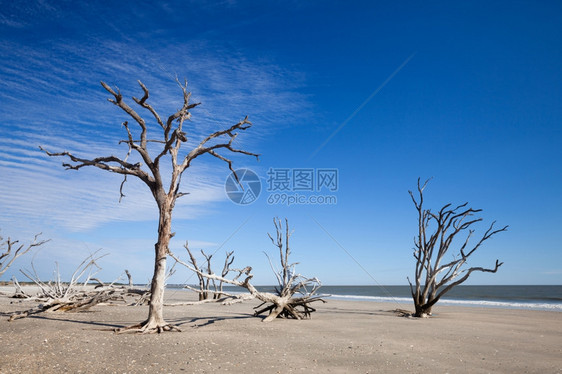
[322,294,562,311]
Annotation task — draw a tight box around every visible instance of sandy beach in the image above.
[0,287,560,373]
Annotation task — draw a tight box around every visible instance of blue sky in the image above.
[1,1,561,286]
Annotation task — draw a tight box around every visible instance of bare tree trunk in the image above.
[216,251,234,299]
[124,269,133,287]
[202,251,216,300]
[414,304,431,318]
[146,245,168,328]
[118,196,180,333]
[184,244,208,301]
[146,198,176,331]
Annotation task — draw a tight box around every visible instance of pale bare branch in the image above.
[0,232,50,278]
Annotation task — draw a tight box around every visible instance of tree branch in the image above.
[0,233,50,278]
[181,117,260,176]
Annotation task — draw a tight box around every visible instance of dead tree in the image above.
[20,250,111,300]
[40,80,258,333]
[0,232,49,279]
[254,218,324,320]
[10,251,116,320]
[9,252,151,321]
[170,218,324,322]
[183,242,234,300]
[216,250,235,299]
[407,178,508,317]
[185,246,211,300]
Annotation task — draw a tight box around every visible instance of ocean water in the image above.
[315,285,562,312]
[170,284,562,312]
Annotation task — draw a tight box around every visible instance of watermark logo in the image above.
[266,168,338,206]
[267,193,337,206]
[266,168,338,192]
[225,168,261,205]
[224,167,338,206]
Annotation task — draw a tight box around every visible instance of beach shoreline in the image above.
[0,286,561,373]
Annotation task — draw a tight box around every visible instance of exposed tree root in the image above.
[254,297,325,322]
[392,309,415,318]
[114,320,181,334]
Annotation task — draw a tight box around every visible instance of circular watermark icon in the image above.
[225,168,261,205]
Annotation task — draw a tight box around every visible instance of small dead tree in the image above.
[170,218,324,322]
[253,218,324,321]
[41,80,258,333]
[10,251,114,320]
[20,250,109,301]
[216,250,235,299]
[407,179,508,317]
[185,246,210,300]
[184,244,235,300]
[9,252,151,321]
[0,232,49,279]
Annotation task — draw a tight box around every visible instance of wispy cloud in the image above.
[0,1,58,28]
[0,7,310,236]
[0,1,315,283]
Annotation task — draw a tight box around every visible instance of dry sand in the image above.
[0,287,561,373]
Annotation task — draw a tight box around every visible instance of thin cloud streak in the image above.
[0,2,315,283]
[1,26,309,234]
